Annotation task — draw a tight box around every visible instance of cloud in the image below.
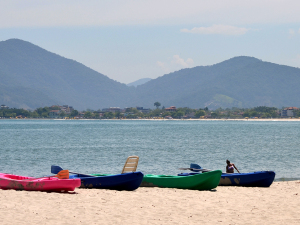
[1,0,300,28]
[181,25,249,35]
[156,61,170,73]
[157,55,194,74]
[289,29,295,35]
[172,55,194,67]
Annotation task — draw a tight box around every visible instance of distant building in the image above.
[281,107,298,117]
[49,110,61,118]
[61,105,74,114]
[165,106,177,112]
[1,104,9,109]
[102,107,121,113]
[50,105,74,114]
[183,112,196,119]
[77,112,85,119]
[136,107,150,114]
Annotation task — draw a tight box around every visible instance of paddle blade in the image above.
[190,163,202,170]
[51,165,64,174]
[55,170,69,179]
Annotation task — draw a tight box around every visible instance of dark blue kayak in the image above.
[178,163,275,187]
[178,171,275,187]
[69,172,144,191]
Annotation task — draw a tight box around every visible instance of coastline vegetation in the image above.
[1,105,299,119]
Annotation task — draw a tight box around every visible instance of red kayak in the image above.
[0,173,81,192]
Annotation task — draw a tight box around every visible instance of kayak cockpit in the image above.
[1,174,31,180]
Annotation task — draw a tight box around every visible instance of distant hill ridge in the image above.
[127,78,152,87]
[1,38,300,110]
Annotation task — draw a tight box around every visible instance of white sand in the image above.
[0,181,299,225]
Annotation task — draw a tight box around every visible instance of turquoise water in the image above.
[0,119,299,180]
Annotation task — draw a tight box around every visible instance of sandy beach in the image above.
[0,181,299,225]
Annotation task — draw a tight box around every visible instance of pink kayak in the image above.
[0,173,81,192]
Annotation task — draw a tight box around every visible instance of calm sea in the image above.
[0,119,299,180]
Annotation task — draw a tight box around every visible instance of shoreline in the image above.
[1,118,300,121]
[0,180,299,225]
[275,178,300,182]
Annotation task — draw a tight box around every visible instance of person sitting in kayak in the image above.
[226,160,240,173]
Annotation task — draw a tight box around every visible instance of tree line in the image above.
[1,105,299,119]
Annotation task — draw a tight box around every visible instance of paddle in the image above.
[190,163,202,170]
[24,170,70,180]
[51,165,96,177]
[188,163,239,174]
[179,163,212,172]
[54,170,70,179]
[178,167,212,172]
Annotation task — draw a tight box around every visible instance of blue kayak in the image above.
[69,172,144,191]
[178,171,275,187]
[178,163,275,187]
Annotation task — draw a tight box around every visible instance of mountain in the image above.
[136,56,300,109]
[1,38,300,110]
[0,39,136,110]
[127,78,152,87]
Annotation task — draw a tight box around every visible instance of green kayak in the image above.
[140,170,222,190]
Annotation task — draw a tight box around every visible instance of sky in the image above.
[1,0,300,84]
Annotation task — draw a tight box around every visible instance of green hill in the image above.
[1,39,300,110]
[0,39,136,110]
[137,56,300,109]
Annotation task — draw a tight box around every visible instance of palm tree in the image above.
[154,102,161,109]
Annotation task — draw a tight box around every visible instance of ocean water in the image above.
[0,119,299,180]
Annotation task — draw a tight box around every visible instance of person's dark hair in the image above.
[226,159,230,164]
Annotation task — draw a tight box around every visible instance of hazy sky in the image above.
[1,0,300,83]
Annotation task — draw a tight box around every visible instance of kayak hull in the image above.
[178,171,276,187]
[70,172,144,191]
[140,170,222,190]
[219,171,275,187]
[0,173,81,192]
